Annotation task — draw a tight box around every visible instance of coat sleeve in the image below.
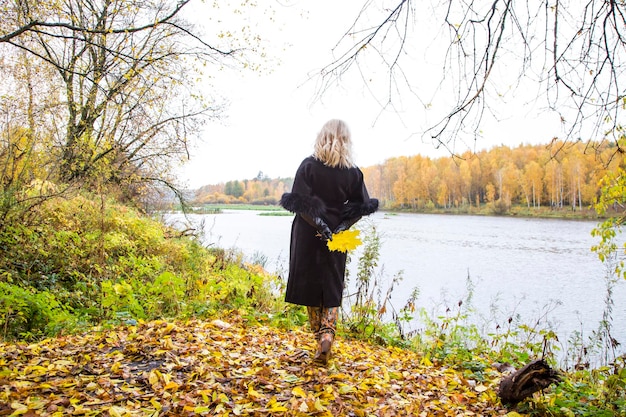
[279,159,327,219]
[341,169,379,219]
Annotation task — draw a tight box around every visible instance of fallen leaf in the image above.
[0,317,507,416]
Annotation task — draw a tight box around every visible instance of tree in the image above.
[524,160,544,208]
[0,48,67,228]
[315,0,625,156]
[439,157,462,207]
[391,157,410,208]
[224,180,244,198]
[592,166,626,281]
[459,157,473,208]
[544,158,564,208]
[0,0,260,205]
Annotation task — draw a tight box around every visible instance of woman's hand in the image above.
[333,216,362,234]
[314,217,333,242]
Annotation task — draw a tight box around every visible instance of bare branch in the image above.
[1,0,190,42]
[313,0,626,152]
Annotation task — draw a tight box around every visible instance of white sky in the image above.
[177,0,565,189]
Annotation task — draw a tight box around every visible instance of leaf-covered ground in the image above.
[1,317,514,416]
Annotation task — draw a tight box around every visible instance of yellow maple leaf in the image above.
[164,381,179,391]
[291,386,307,398]
[326,229,362,252]
[248,384,263,399]
[149,369,161,388]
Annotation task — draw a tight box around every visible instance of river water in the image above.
[169,210,626,363]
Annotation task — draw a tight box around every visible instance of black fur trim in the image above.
[279,192,326,218]
[342,199,379,218]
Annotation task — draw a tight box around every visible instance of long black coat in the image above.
[279,157,378,307]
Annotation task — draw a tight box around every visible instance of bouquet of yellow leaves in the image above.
[326,229,362,253]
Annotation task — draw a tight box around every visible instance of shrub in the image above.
[0,193,294,338]
[0,282,73,340]
[341,223,417,348]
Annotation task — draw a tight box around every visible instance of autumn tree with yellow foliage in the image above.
[362,141,625,215]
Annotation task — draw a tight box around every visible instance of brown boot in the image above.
[306,306,322,336]
[314,332,333,365]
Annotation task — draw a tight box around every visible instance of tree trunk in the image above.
[498,359,562,405]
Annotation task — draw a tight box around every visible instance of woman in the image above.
[279,119,378,364]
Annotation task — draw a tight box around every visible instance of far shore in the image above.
[183,203,607,221]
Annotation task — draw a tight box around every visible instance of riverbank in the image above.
[168,208,626,367]
[390,204,604,221]
[186,202,607,221]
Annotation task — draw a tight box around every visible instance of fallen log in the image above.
[498,359,563,405]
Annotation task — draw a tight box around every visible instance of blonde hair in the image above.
[313,119,355,168]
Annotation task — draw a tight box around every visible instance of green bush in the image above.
[0,282,73,340]
[101,279,145,320]
[0,193,296,338]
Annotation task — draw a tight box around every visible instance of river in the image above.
[168,210,626,364]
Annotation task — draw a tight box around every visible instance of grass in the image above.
[202,204,285,211]
[382,204,605,220]
[188,202,608,221]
